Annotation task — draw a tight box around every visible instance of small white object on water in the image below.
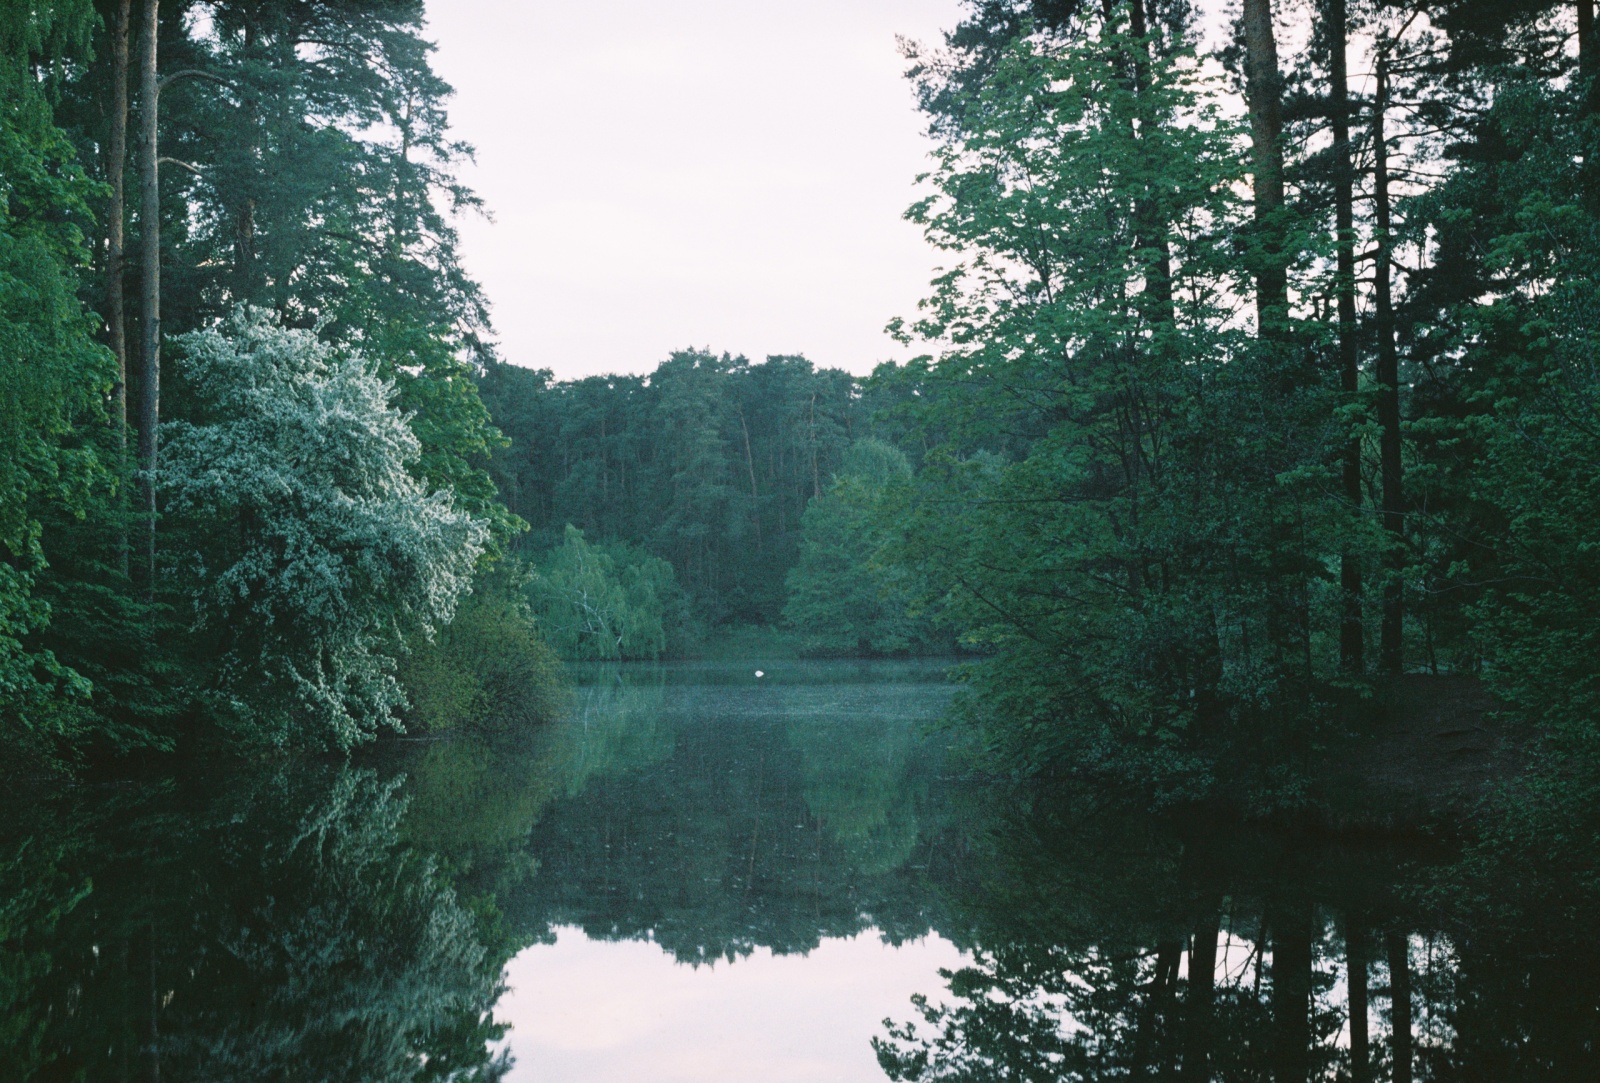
[754,670,764,678]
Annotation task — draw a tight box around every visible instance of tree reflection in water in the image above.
[874,795,1600,1082]
[3,663,1599,1081]
[0,765,512,1082]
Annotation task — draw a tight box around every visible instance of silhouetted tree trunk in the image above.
[137,0,161,594]
[1134,937,1182,1072]
[1182,902,1220,1082]
[1373,55,1404,672]
[1270,903,1312,1083]
[143,927,160,1082]
[1387,930,1412,1083]
[1584,0,1595,73]
[106,0,132,576]
[1581,0,1598,112]
[1347,918,1370,1083]
[1126,0,1175,322]
[1327,0,1363,671]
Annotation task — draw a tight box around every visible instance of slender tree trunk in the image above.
[137,0,161,595]
[1584,0,1595,71]
[107,0,132,577]
[1373,56,1404,673]
[1328,0,1363,671]
[1387,930,1412,1083]
[118,938,132,1081]
[1133,937,1182,1073]
[1181,901,1220,1083]
[1126,0,1175,322]
[1347,917,1370,1083]
[738,403,762,547]
[1270,902,1312,1083]
[808,392,820,499]
[234,14,257,291]
[1241,0,1287,333]
[1582,0,1598,111]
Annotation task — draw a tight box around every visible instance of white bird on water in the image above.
[754,670,765,678]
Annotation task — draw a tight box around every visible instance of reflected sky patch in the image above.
[499,926,965,1081]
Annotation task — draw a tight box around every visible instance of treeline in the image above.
[0,0,555,774]
[481,351,864,624]
[478,352,947,656]
[847,0,1600,814]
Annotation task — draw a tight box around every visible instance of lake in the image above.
[3,660,1596,1080]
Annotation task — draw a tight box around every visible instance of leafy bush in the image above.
[161,307,488,750]
[526,525,682,660]
[783,438,942,656]
[399,564,567,734]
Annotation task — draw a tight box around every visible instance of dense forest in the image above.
[5,0,1600,870]
[0,0,942,776]
[864,0,1600,822]
[477,353,945,653]
[0,0,557,772]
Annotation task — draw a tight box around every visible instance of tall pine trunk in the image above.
[1241,0,1287,333]
[1270,902,1312,1083]
[106,0,132,576]
[1126,0,1175,322]
[137,0,161,594]
[1373,56,1404,672]
[1328,0,1363,671]
[1181,901,1219,1082]
[1582,0,1598,111]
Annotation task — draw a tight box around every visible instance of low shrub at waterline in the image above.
[399,565,567,734]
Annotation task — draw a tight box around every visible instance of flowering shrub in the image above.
[162,308,487,748]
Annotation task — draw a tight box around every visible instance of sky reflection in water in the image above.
[4,660,1599,1080]
[499,928,965,1081]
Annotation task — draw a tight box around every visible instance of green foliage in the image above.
[148,0,516,547]
[481,350,862,624]
[1404,80,1600,753]
[881,17,1361,800]
[784,438,942,655]
[0,1,115,772]
[526,524,682,660]
[161,307,488,750]
[399,564,567,734]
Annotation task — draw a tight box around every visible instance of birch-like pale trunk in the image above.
[137,0,161,593]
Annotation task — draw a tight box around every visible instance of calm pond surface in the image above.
[4,660,1597,1080]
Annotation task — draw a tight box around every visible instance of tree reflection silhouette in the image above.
[0,766,512,1081]
[5,668,1600,1081]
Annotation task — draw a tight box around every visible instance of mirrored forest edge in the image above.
[4,0,1600,983]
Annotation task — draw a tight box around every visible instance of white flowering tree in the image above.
[161,308,487,749]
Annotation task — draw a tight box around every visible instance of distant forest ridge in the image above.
[479,351,910,626]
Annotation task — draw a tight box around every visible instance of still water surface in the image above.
[3,660,1597,1080]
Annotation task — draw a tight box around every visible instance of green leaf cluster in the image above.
[526,524,682,661]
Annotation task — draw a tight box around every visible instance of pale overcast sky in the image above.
[424,0,966,380]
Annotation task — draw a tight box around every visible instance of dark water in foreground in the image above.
[3,661,1596,1080]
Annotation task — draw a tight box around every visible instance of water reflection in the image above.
[3,661,1598,1080]
[0,766,510,1081]
[494,663,961,964]
[875,800,1600,1082]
